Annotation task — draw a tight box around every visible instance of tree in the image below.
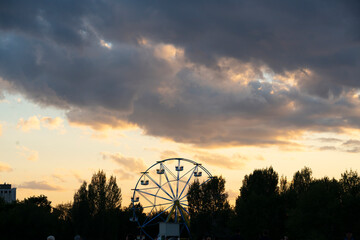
[239,166,279,200]
[71,170,122,239]
[87,171,121,215]
[340,170,360,196]
[339,170,360,236]
[290,167,313,195]
[235,167,282,239]
[0,195,61,239]
[188,176,231,239]
[287,178,342,240]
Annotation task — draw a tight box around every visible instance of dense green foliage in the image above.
[1,168,360,240]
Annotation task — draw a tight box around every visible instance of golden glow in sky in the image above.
[1,93,360,207]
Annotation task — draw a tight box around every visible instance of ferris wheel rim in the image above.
[130,158,212,239]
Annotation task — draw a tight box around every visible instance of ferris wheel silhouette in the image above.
[130,158,212,239]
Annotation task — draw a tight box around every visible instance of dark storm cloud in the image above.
[1,0,360,147]
[92,0,360,97]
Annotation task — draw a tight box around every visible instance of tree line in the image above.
[188,167,360,240]
[0,167,359,240]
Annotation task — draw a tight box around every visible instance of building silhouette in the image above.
[0,183,16,203]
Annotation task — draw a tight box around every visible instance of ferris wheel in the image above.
[130,158,212,239]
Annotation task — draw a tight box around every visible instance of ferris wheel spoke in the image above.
[179,176,213,201]
[134,186,159,191]
[175,207,180,223]
[176,159,181,198]
[178,166,197,199]
[180,205,190,216]
[142,205,157,225]
[161,163,175,198]
[135,189,173,202]
[179,165,196,181]
[142,204,174,227]
[137,191,155,206]
[179,205,190,216]
[141,201,174,209]
[163,165,176,198]
[143,198,170,225]
[179,202,189,207]
[177,204,190,232]
[145,173,174,200]
[140,228,154,240]
[163,164,177,180]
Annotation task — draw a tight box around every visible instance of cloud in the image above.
[101,152,147,174]
[52,174,66,183]
[315,138,360,153]
[19,181,63,191]
[17,145,39,162]
[17,116,65,132]
[67,107,135,131]
[342,140,360,146]
[1,1,360,147]
[318,146,337,151]
[317,138,342,143]
[114,169,134,180]
[0,162,12,172]
[188,150,248,170]
[342,139,360,153]
[71,171,85,183]
[40,116,64,130]
[100,39,112,49]
[346,148,360,153]
[160,150,179,160]
[17,116,41,132]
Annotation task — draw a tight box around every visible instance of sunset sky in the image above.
[1,0,360,206]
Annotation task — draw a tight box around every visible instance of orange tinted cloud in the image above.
[17,116,40,132]
[19,181,64,191]
[17,145,39,162]
[0,162,12,172]
[160,150,179,160]
[17,116,65,132]
[181,148,259,170]
[41,116,64,130]
[101,152,147,171]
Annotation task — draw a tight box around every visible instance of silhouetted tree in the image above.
[0,195,61,239]
[1,167,360,240]
[71,170,122,240]
[287,177,341,240]
[339,170,360,237]
[188,176,231,239]
[290,167,313,196]
[235,167,282,239]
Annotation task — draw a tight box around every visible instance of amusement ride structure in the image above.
[130,158,212,239]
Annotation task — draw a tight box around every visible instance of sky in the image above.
[1,0,360,206]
